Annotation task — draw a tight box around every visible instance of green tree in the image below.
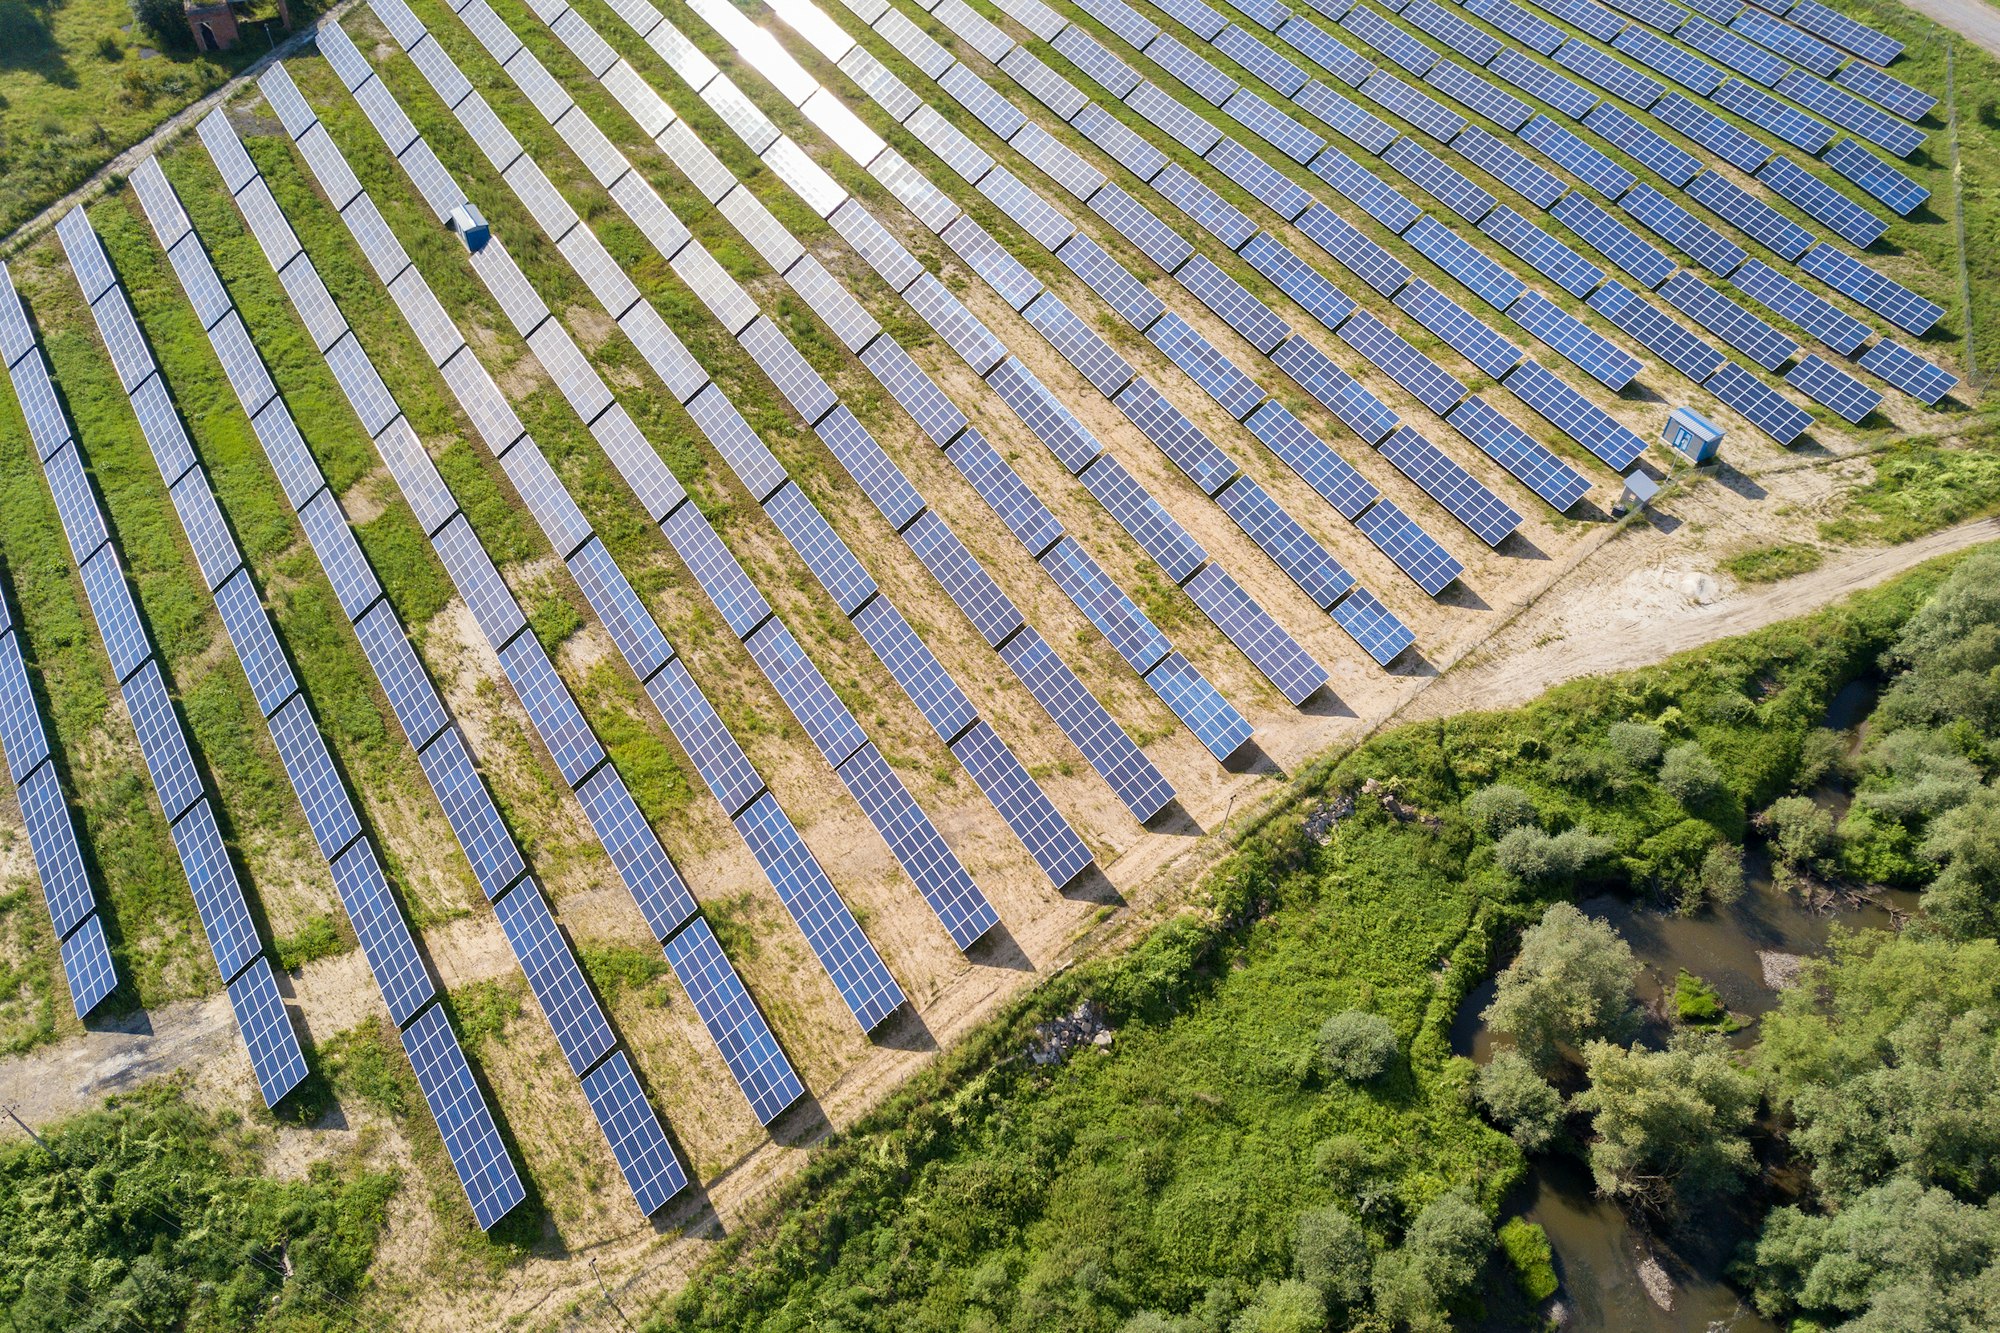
[1370,1192,1493,1331]
[1574,1034,1759,1213]
[1229,1280,1325,1333]
[1476,1050,1565,1152]
[1318,1011,1398,1083]
[1660,741,1724,807]
[1760,796,1836,872]
[128,0,194,50]
[1915,788,2000,941]
[1482,903,1639,1072]
[1292,1205,1370,1308]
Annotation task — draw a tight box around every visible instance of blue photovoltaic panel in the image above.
[170,797,259,983]
[1684,169,1816,259]
[903,510,1024,647]
[1223,88,1327,164]
[78,547,149,685]
[1787,352,1881,422]
[1584,104,1701,186]
[1056,232,1167,329]
[1379,426,1522,545]
[735,791,904,1031]
[493,880,617,1077]
[1490,50,1600,120]
[1244,395,1385,517]
[1507,289,1642,389]
[1613,26,1725,94]
[1547,0,1629,40]
[1021,293,1138,395]
[944,428,1066,555]
[1054,26,1143,99]
[642,655,764,819]
[1796,244,1943,335]
[46,444,110,567]
[1214,473,1358,610]
[1403,216,1524,310]
[1479,207,1604,298]
[400,1002,526,1229]
[852,596,980,744]
[1587,281,1726,381]
[1356,495,1463,593]
[1822,138,1928,216]
[1790,0,1900,65]
[1296,80,1402,154]
[1109,379,1233,493]
[566,539,673,684]
[1452,128,1565,208]
[1279,19,1376,87]
[1654,92,1772,173]
[1090,184,1196,272]
[1552,39,1667,110]
[989,355,1103,474]
[838,739,999,944]
[1312,147,1424,235]
[432,516,525,650]
[352,602,445,750]
[1780,69,1925,156]
[1144,650,1253,759]
[859,338,967,448]
[1858,340,1957,406]
[975,167,1075,253]
[1004,50,1094,124]
[1148,315,1268,419]
[1680,15,1790,85]
[1079,453,1208,584]
[59,913,117,1017]
[1714,79,1836,153]
[568,761,699,946]
[1359,70,1467,141]
[213,571,297,720]
[1732,8,1843,74]
[1658,271,1798,369]
[496,636,603,787]
[1704,358,1816,440]
[1208,137,1314,219]
[126,660,201,823]
[417,729,526,902]
[1756,156,1886,248]
[1038,535,1173,674]
[0,631,50,782]
[1127,81,1225,156]
[661,505,772,638]
[1331,583,1415,664]
[1155,0,1227,42]
[1395,279,1523,376]
[661,917,802,1125]
[1383,138,1495,224]
[1447,395,1593,510]
[905,275,1007,376]
[1217,23,1312,95]
[580,1050,688,1216]
[269,695,360,860]
[1404,0,1503,65]
[997,625,1174,819]
[328,840,434,1028]
[1731,257,1872,353]
[1427,62,1534,131]
[743,619,866,768]
[1622,184,1748,276]
[1520,117,1636,201]
[1185,562,1328,705]
[1267,337,1401,449]
[1336,308,1468,413]
[1152,163,1259,250]
[1343,6,1439,76]
[1834,61,1935,124]
[15,352,76,463]
[21,764,94,939]
[763,483,876,616]
[1242,232,1357,330]
[1468,0,1567,56]
[1295,202,1412,296]
[814,407,927,532]
[228,958,308,1109]
[1504,360,1647,468]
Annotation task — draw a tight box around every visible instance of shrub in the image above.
[1371,1192,1494,1328]
[1661,741,1725,807]
[1760,796,1836,871]
[1292,1206,1370,1308]
[1465,782,1537,837]
[130,0,194,50]
[1493,827,1613,884]
[1476,1051,1565,1152]
[1607,721,1665,770]
[1700,843,1747,908]
[1229,1279,1324,1333]
[1674,970,1726,1026]
[1317,1011,1398,1083]
[1793,727,1850,792]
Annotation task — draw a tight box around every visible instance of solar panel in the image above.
[905,274,1008,375]
[757,484,873,620]
[1356,495,1463,592]
[1127,80,1226,155]
[1732,8,1843,75]
[1244,395,1384,514]
[1404,0,1504,65]
[1148,314,1268,419]
[55,208,115,304]
[1833,61,1935,124]
[661,916,802,1125]
[1179,253,1297,354]
[580,1049,688,1216]
[641,653,765,819]
[132,373,200,488]
[1242,232,1358,330]
[813,406,927,532]
[1224,87,1328,164]
[838,739,1000,942]
[352,601,446,751]
[1584,103,1701,186]
[1427,61,1535,131]
[737,619,863,769]
[1279,19,1376,88]
[1678,15,1790,84]
[1295,201,1413,295]
[661,504,773,638]
[1552,39,1667,109]
[1612,26,1725,95]
[940,64,1030,140]
[1658,271,1798,368]
[1447,394,1593,510]
[1402,215,1524,311]
[1623,183,1748,275]
[1519,116,1636,200]
[1377,426,1520,548]
[90,291,154,394]
[269,695,360,859]
[1343,5,1439,75]
[0,632,48,782]
[571,762,700,942]
[1002,48,1093,121]
[1857,340,1957,405]
[565,538,674,685]
[1787,352,1881,421]
[1057,230,1168,328]
[296,491,383,623]
[1480,206,1605,297]
[59,912,117,1017]
[1151,163,1258,250]
[1653,92,1772,173]
[1748,156,1882,250]
[1731,257,1872,352]
[0,265,36,369]
[1217,23,1313,96]
[1009,123,1105,202]
[1186,561,1329,705]
[1686,167,1818,259]
[228,958,309,1109]
[1795,244,1943,334]
[1504,359,1647,468]
[1394,279,1523,375]
[871,150,963,236]
[1822,137,1929,216]
[897,510,1020,649]
[1053,26,1144,100]
[976,165,1076,252]
[1790,0,1900,64]
[1078,453,1208,583]
[1468,0,1567,55]
[170,797,259,982]
[1212,474,1356,611]
[496,635,604,786]
[996,625,1174,820]
[328,839,433,1027]
[430,516,523,649]
[1326,582,1411,663]
[1360,70,1467,141]
[989,354,1104,473]
[1507,289,1641,388]
[859,336,968,446]
[944,428,1066,556]
[851,596,980,744]
[1704,359,1811,442]
[1685,0,1748,24]
[1038,535,1173,673]
[683,383,787,506]
[12,350,72,461]
[735,790,903,1031]
[400,1001,526,1228]
[1588,281,1727,381]
[125,658,203,822]
[1606,0,1693,32]
[1144,650,1255,759]
[1384,137,1495,223]
[1267,337,1402,448]
[1714,79,1836,153]
[1151,31,1241,105]
[493,878,617,1076]
[1157,0,1231,39]
[941,215,1042,313]
[1546,0,1629,40]
[45,443,110,566]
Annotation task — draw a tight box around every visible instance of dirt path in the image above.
[1899,0,2000,61]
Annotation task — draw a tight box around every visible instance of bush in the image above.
[1229,1279,1324,1333]
[1465,782,1537,837]
[1661,741,1725,807]
[1493,826,1613,884]
[1607,721,1665,770]
[1497,1218,1558,1304]
[1372,1191,1494,1328]
[1292,1206,1370,1308]
[129,0,194,50]
[1476,1051,1565,1152]
[1700,843,1747,908]
[1760,796,1836,871]
[1317,1011,1398,1083]
[1793,727,1850,792]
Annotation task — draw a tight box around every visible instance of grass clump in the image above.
[1723,544,1825,584]
[1673,969,1727,1027]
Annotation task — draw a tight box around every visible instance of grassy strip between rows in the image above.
[644,542,1977,1332]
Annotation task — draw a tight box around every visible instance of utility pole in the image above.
[3,1104,58,1162]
